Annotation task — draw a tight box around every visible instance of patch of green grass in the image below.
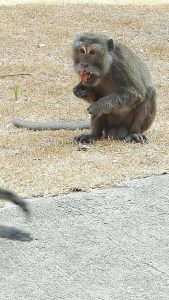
[12,84,19,101]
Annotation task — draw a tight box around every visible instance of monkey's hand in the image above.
[87,101,109,117]
[73,84,96,102]
[73,84,90,99]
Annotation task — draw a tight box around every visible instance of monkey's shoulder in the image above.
[112,42,152,87]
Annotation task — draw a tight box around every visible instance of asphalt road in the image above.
[0,174,169,300]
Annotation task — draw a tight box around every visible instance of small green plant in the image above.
[12,84,19,101]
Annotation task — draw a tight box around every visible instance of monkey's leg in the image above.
[0,225,32,241]
[73,84,101,142]
[107,127,129,140]
[125,100,153,144]
[74,115,104,143]
[107,127,147,144]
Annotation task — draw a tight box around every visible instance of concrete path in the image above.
[0,174,169,300]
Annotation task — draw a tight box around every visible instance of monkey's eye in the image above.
[89,50,95,55]
[80,48,85,54]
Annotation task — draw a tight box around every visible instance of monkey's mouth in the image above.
[80,69,93,84]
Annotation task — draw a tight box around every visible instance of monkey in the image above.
[0,188,32,241]
[72,33,156,143]
[12,32,156,144]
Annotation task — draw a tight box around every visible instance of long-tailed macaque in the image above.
[12,32,156,144]
[0,188,32,241]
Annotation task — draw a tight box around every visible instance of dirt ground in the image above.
[2,0,169,5]
[0,3,169,201]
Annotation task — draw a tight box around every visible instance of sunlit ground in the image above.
[0,0,169,5]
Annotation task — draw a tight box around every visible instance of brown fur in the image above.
[73,32,156,143]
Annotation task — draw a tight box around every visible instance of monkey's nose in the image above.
[82,63,88,68]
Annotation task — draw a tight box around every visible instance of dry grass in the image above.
[0,4,169,203]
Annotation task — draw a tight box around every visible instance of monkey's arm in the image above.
[87,87,143,117]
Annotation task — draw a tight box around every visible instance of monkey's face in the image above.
[73,45,104,86]
[73,33,114,86]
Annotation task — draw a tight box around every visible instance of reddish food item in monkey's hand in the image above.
[80,69,92,84]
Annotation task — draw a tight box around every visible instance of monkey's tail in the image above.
[0,189,30,218]
[12,118,90,131]
[0,189,32,241]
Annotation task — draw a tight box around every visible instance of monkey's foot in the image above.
[73,84,89,99]
[74,134,100,143]
[0,225,33,242]
[125,134,148,144]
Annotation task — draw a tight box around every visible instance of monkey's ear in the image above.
[107,39,114,51]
